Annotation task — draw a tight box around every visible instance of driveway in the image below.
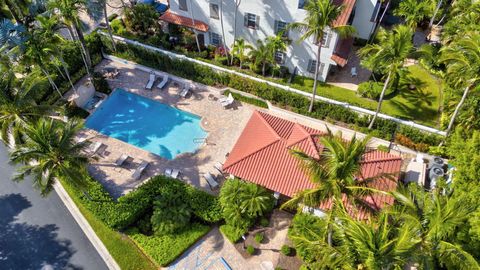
[0,144,108,270]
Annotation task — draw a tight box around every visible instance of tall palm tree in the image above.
[0,71,51,146]
[439,31,480,137]
[229,0,242,65]
[10,118,90,196]
[393,0,433,29]
[282,130,376,212]
[358,25,413,129]
[231,38,252,69]
[391,183,480,269]
[87,0,116,51]
[248,40,272,76]
[288,0,355,113]
[240,183,274,217]
[48,0,93,75]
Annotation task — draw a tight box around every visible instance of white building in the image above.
[160,0,382,80]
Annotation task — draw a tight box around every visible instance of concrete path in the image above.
[0,144,109,270]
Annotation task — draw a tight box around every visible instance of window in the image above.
[210,3,219,19]
[307,60,325,75]
[298,0,309,9]
[274,51,286,64]
[321,31,332,48]
[274,20,288,37]
[179,0,187,11]
[210,32,222,45]
[244,13,259,29]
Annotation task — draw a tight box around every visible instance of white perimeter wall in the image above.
[168,0,344,81]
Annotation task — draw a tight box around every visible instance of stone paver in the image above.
[69,59,255,198]
[327,46,371,91]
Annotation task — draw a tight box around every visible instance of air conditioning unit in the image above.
[429,166,445,189]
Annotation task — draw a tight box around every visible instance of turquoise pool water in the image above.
[85,89,207,159]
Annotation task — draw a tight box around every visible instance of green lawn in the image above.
[277,65,443,127]
[60,180,157,270]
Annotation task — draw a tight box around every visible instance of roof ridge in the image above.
[361,156,403,164]
[286,123,312,147]
[257,111,282,140]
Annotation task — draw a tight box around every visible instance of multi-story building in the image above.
[160,0,382,81]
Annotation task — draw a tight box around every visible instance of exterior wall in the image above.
[351,0,378,40]
[168,0,341,81]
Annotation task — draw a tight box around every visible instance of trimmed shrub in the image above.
[187,187,223,223]
[281,245,293,256]
[259,217,270,227]
[254,233,264,244]
[151,185,192,235]
[219,224,246,243]
[246,245,255,255]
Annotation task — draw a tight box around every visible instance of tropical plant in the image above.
[358,25,413,129]
[265,34,289,77]
[393,0,433,29]
[390,183,480,269]
[287,0,355,112]
[0,18,27,50]
[87,0,116,51]
[229,0,242,65]
[248,39,272,76]
[123,4,159,37]
[150,185,192,235]
[9,118,89,196]
[0,71,50,146]
[442,0,480,42]
[231,38,252,69]
[439,31,480,137]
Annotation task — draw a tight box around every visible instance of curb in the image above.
[53,182,121,270]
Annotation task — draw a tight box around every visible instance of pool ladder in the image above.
[193,138,207,144]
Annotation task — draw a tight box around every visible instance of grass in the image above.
[277,65,443,127]
[60,180,156,270]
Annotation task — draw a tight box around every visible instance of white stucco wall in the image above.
[351,0,378,40]
[168,0,343,81]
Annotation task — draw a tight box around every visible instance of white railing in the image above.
[99,32,446,136]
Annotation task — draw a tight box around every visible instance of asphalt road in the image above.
[0,144,109,270]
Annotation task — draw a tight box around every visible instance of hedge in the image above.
[223,90,269,108]
[128,223,210,266]
[75,175,222,230]
[219,224,247,243]
[97,36,443,151]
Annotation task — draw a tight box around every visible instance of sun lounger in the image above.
[89,141,104,155]
[180,85,190,98]
[219,93,233,103]
[132,160,149,180]
[221,93,234,108]
[214,162,223,174]
[115,154,130,166]
[350,67,358,77]
[156,75,169,89]
[204,172,219,190]
[165,168,180,179]
[145,72,156,90]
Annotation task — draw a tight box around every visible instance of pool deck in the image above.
[70,60,256,198]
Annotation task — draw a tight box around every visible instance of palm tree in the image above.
[282,130,376,212]
[358,25,413,129]
[229,0,242,65]
[266,34,289,77]
[0,72,51,146]
[391,183,480,269]
[288,0,355,113]
[439,31,480,137]
[393,0,433,29]
[87,0,116,51]
[48,0,93,75]
[240,183,274,217]
[10,118,89,196]
[248,40,272,76]
[231,38,252,69]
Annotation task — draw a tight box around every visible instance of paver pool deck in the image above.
[69,59,256,198]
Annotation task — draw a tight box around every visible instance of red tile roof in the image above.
[223,111,402,219]
[159,11,209,32]
[333,0,357,27]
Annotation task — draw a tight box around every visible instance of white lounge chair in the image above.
[89,142,104,156]
[350,67,358,77]
[214,162,223,174]
[145,72,156,90]
[204,172,219,190]
[221,94,235,108]
[132,160,149,180]
[156,75,169,89]
[219,93,233,103]
[180,86,190,98]
[165,168,180,179]
[115,154,130,166]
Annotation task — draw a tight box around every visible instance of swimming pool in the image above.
[85,89,207,159]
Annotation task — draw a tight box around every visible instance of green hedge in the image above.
[223,90,269,108]
[99,36,443,150]
[128,223,210,266]
[219,224,247,243]
[76,175,222,230]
